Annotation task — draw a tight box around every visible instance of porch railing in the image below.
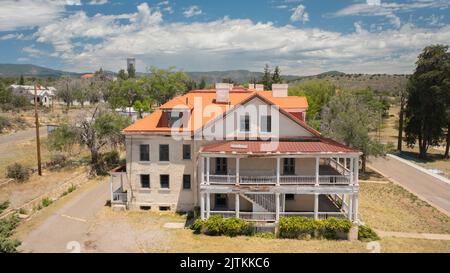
[112,192,127,203]
[203,174,351,186]
[207,211,345,221]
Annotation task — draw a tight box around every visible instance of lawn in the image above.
[358,180,450,234]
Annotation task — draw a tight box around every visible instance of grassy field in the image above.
[379,104,449,178]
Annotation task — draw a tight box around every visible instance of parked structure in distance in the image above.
[9,84,56,107]
[111,83,361,224]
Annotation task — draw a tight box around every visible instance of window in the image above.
[283,158,295,175]
[159,144,169,161]
[159,206,171,211]
[183,144,191,160]
[285,194,295,201]
[169,112,181,127]
[239,114,250,132]
[140,206,151,211]
[140,174,150,188]
[183,174,191,189]
[160,174,170,188]
[261,115,272,132]
[215,158,228,175]
[139,144,150,161]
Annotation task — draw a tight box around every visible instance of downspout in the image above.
[127,135,134,204]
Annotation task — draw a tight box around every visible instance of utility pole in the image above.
[34,83,42,176]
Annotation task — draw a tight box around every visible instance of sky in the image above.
[0,0,449,75]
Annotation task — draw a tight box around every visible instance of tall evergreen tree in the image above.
[272,66,282,84]
[19,75,24,85]
[405,45,450,159]
[262,64,272,90]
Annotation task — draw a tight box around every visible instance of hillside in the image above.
[289,73,409,95]
[0,64,81,78]
[186,70,299,84]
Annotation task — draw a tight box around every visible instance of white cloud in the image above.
[183,6,202,18]
[0,33,25,40]
[0,0,66,31]
[290,5,309,23]
[89,0,108,5]
[28,3,450,75]
[331,0,450,28]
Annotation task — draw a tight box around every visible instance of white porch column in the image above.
[276,157,280,186]
[353,193,359,223]
[281,194,286,212]
[354,157,359,186]
[349,158,354,185]
[341,194,346,211]
[200,192,205,220]
[206,193,211,218]
[235,194,240,218]
[315,157,320,186]
[201,156,205,184]
[275,193,280,221]
[348,194,353,221]
[344,157,347,170]
[314,193,319,220]
[236,157,240,185]
[206,157,210,185]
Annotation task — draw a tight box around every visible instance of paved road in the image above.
[369,156,450,215]
[19,179,109,253]
[0,126,47,145]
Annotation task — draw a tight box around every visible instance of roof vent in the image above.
[272,84,288,97]
[215,83,231,103]
[255,84,264,91]
[248,83,255,90]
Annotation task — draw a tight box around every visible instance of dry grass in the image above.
[359,181,450,234]
[380,238,450,253]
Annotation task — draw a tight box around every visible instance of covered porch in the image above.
[199,191,358,222]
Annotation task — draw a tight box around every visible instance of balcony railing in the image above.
[207,211,346,221]
[204,174,351,186]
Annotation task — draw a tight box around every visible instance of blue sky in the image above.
[0,0,449,75]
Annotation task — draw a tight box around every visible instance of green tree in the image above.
[132,99,152,119]
[108,79,144,112]
[289,79,336,129]
[199,78,207,89]
[405,45,450,159]
[117,69,128,80]
[72,79,90,108]
[272,66,282,84]
[19,75,25,85]
[47,123,78,155]
[127,64,136,78]
[321,91,384,173]
[55,76,75,110]
[144,67,189,105]
[261,64,272,90]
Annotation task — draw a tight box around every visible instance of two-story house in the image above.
[110,83,361,223]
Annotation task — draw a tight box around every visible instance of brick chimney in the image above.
[272,84,288,97]
[215,83,231,103]
[255,84,264,91]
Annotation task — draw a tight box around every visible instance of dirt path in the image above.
[369,156,450,216]
[0,126,47,145]
[18,178,109,253]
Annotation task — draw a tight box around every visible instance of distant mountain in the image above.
[0,64,81,78]
[186,70,300,84]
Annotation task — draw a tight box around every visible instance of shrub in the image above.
[0,201,10,214]
[358,225,380,241]
[41,197,53,207]
[222,217,254,237]
[0,116,11,133]
[18,208,27,215]
[278,217,353,240]
[0,214,21,253]
[6,163,30,182]
[102,150,120,168]
[204,215,224,236]
[190,219,204,234]
[47,154,68,169]
[191,216,255,237]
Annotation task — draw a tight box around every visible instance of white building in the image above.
[9,84,56,107]
[111,84,361,224]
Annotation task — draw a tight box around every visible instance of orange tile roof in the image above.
[82,73,94,78]
[123,87,310,134]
